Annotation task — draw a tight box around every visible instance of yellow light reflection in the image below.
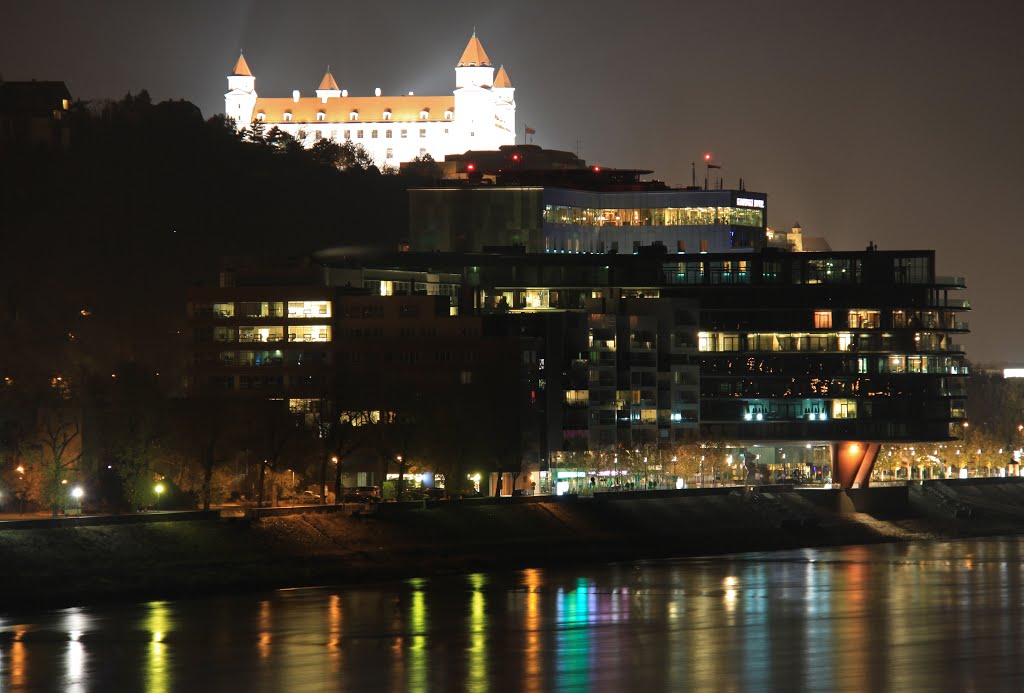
[408,578,429,693]
[10,628,26,688]
[258,600,272,659]
[468,573,488,692]
[147,601,170,693]
[523,569,542,693]
[327,593,342,674]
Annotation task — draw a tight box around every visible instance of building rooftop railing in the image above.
[936,275,967,287]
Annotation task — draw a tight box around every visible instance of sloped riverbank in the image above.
[2,481,1021,610]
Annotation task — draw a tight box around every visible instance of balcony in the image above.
[935,276,967,287]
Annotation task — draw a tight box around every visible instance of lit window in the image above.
[283,111,293,121]
[814,310,832,329]
[349,111,358,121]
[317,111,326,122]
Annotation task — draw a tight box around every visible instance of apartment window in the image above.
[460,370,473,385]
[383,110,392,120]
[385,130,392,138]
[401,129,408,138]
[371,130,378,138]
[283,111,293,121]
[848,309,881,329]
[700,239,709,253]
[419,129,426,138]
[349,111,359,121]
[677,240,685,253]
[316,111,326,122]
[814,310,833,329]
[386,148,394,159]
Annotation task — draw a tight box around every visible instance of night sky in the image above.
[4,1,1022,363]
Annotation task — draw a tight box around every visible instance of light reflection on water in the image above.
[2,538,1024,691]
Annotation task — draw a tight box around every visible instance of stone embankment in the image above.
[2,479,1022,609]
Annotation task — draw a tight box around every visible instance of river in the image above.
[2,537,1023,692]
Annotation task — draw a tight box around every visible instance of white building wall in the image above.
[230,54,515,167]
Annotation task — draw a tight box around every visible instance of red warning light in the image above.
[467,163,475,171]
[593,166,601,173]
[512,154,520,161]
[704,153,712,162]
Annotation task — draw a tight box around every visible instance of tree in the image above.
[169,396,247,511]
[246,399,316,507]
[94,366,172,511]
[22,402,82,517]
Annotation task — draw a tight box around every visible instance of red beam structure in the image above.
[832,442,881,489]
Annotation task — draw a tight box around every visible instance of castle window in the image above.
[419,129,426,138]
[419,148,426,157]
[444,110,453,120]
[343,130,351,139]
[316,111,326,122]
[283,111,293,121]
[349,111,359,121]
[356,130,363,138]
[385,130,392,138]
[297,129,307,139]
[371,130,378,138]
[314,130,322,139]
[255,112,266,122]
[386,148,394,159]
[420,110,429,120]
[401,129,408,138]
[383,110,392,121]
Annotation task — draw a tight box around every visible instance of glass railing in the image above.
[936,276,966,287]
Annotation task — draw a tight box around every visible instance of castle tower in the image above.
[315,68,341,102]
[454,31,494,88]
[453,32,500,152]
[225,53,257,129]
[493,65,516,143]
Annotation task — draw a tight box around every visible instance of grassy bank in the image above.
[2,483,1021,610]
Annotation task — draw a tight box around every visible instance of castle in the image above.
[224,32,516,166]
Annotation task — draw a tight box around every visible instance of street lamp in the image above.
[155,483,165,511]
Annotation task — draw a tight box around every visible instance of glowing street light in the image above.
[155,483,165,511]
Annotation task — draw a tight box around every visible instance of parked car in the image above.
[341,487,380,504]
[300,490,322,504]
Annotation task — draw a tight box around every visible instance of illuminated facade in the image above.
[224,33,515,166]
[315,248,968,484]
[409,163,768,255]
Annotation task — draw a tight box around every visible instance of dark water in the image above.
[3,538,1024,692]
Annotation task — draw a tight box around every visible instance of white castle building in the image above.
[224,33,516,166]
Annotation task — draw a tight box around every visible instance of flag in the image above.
[525,126,536,135]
